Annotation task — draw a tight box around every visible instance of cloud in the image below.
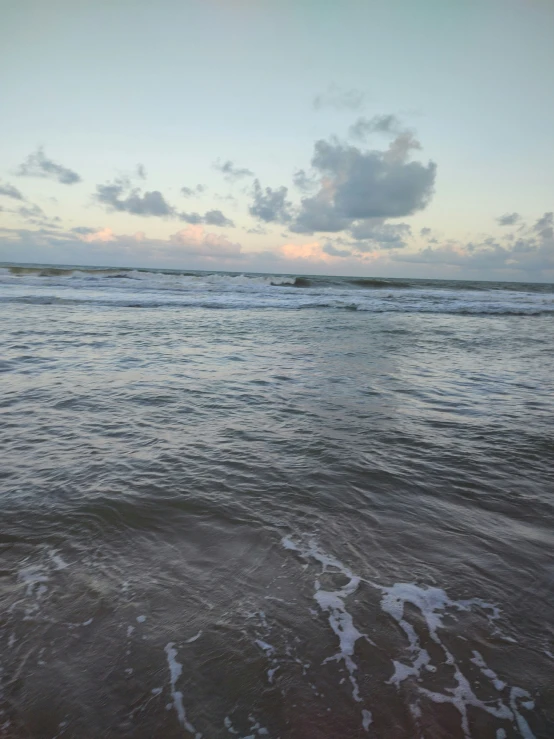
[420,227,432,237]
[349,115,422,162]
[181,184,206,197]
[392,211,554,277]
[95,181,175,216]
[2,209,553,280]
[278,241,333,261]
[292,169,318,192]
[249,179,292,223]
[322,242,353,257]
[203,209,233,227]
[76,224,241,256]
[214,159,254,180]
[349,220,411,248]
[136,164,147,180]
[313,85,365,111]
[78,226,117,243]
[15,202,62,228]
[246,225,268,235]
[0,223,243,268]
[533,211,553,240]
[291,137,436,233]
[16,147,81,185]
[385,132,422,162]
[179,209,234,227]
[19,204,45,221]
[170,225,241,257]
[496,212,520,226]
[95,180,233,226]
[348,114,402,141]
[71,226,97,235]
[0,181,24,200]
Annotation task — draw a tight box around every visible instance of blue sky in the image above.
[0,0,553,280]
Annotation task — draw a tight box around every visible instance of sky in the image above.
[0,0,553,281]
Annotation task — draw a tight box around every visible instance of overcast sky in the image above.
[1,0,553,280]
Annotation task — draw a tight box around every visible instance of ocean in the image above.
[0,263,553,738]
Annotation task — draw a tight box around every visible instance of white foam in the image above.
[471,651,506,691]
[281,537,369,702]
[509,688,536,739]
[361,708,373,731]
[48,550,69,570]
[281,534,538,739]
[164,642,202,738]
[18,565,49,597]
[224,716,238,734]
[136,615,146,623]
[375,580,531,737]
[185,630,202,643]
[255,639,275,655]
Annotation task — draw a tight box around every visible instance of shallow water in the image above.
[1,266,553,738]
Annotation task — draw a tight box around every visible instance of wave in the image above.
[349,278,413,289]
[1,264,553,294]
[2,293,553,315]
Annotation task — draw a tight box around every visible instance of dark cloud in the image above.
[0,181,24,200]
[249,179,292,224]
[136,164,147,180]
[19,204,45,220]
[420,227,431,236]
[533,211,553,240]
[385,132,422,161]
[291,138,436,233]
[496,212,521,226]
[182,209,234,227]
[246,225,268,235]
[313,85,365,111]
[178,212,202,224]
[349,115,422,162]
[393,211,554,276]
[71,226,97,235]
[349,221,411,248]
[348,114,401,141]
[17,147,81,185]
[181,184,206,197]
[214,160,254,180]
[292,169,318,192]
[94,178,234,226]
[95,180,232,226]
[17,203,61,228]
[322,242,353,257]
[95,182,174,216]
[204,209,233,227]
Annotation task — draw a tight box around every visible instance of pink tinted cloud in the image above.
[279,241,331,261]
[76,224,241,259]
[169,225,241,256]
[79,227,116,243]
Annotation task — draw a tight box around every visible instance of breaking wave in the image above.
[1,262,553,315]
